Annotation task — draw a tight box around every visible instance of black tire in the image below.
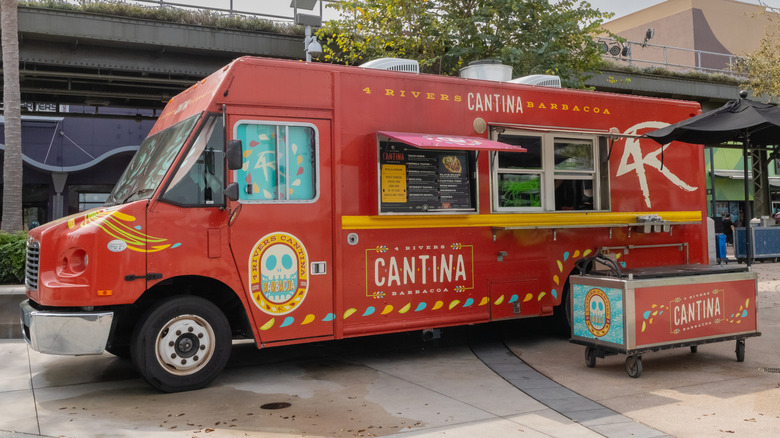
[625,355,642,378]
[736,339,746,362]
[585,347,597,368]
[131,296,231,392]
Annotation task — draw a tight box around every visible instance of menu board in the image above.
[380,142,473,213]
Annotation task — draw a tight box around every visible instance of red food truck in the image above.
[20,56,739,392]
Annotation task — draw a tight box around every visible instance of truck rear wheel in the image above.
[131,296,231,392]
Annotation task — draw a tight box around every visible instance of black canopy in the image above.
[645,94,780,146]
[644,91,780,266]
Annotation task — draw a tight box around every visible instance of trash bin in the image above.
[716,233,727,263]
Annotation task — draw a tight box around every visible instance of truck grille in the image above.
[25,238,40,290]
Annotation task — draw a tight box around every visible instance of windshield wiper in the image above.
[122,188,156,204]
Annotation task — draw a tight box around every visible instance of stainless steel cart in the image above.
[570,264,760,377]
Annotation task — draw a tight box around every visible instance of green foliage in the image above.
[739,24,780,99]
[0,232,26,284]
[19,0,299,34]
[318,0,614,88]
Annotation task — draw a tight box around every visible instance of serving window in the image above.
[492,130,608,212]
[379,141,476,213]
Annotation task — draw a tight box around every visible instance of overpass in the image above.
[8,6,742,115]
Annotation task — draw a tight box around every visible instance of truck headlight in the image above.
[57,248,89,277]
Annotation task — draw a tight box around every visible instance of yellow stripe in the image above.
[342,211,701,230]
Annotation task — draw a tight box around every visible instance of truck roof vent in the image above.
[509,74,562,88]
[361,57,420,73]
[459,59,512,82]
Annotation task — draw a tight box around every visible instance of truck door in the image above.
[227,117,334,345]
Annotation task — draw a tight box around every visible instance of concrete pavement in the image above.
[1,259,777,437]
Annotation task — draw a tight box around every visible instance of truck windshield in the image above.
[106,114,200,206]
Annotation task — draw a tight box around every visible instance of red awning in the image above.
[378,131,526,152]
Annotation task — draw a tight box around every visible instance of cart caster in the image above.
[585,347,597,368]
[736,339,746,362]
[690,345,698,353]
[625,355,643,378]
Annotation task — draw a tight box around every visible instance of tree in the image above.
[740,24,780,99]
[1,0,23,232]
[318,0,612,88]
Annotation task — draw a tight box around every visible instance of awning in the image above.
[378,131,526,152]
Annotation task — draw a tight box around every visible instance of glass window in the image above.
[162,115,225,206]
[79,193,109,211]
[106,114,199,206]
[554,139,594,171]
[493,131,601,212]
[234,122,317,202]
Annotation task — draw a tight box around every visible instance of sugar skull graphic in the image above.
[249,232,309,315]
[584,288,611,337]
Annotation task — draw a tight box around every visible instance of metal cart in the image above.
[570,263,760,377]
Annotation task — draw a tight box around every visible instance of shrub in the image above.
[0,232,27,284]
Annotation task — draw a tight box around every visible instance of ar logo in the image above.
[616,121,698,208]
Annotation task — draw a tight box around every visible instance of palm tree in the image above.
[1,0,23,232]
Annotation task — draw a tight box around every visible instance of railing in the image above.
[119,0,340,23]
[597,36,744,77]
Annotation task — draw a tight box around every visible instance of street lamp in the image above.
[291,0,323,62]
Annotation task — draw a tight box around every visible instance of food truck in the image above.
[20,56,751,392]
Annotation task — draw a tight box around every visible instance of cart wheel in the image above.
[625,355,643,378]
[585,347,597,368]
[690,345,698,353]
[736,339,746,362]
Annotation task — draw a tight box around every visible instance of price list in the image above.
[380,143,472,212]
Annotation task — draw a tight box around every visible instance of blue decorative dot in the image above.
[171,243,181,248]
[464,298,474,307]
[643,311,651,319]
[563,251,570,261]
[415,303,426,312]
[135,226,142,230]
[509,294,518,303]
[363,307,375,316]
[323,313,335,321]
[280,316,294,328]
[551,289,558,299]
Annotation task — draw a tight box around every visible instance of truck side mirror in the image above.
[226,139,243,170]
[225,182,239,201]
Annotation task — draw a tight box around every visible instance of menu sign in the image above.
[380,143,473,213]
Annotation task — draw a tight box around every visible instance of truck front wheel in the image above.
[131,296,231,392]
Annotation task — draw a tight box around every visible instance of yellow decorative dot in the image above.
[302,314,315,325]
[381,305,394,315]
[433,301,444,310]
[449,300,461,310]
[344,308,357,319]
[399,303,411,314]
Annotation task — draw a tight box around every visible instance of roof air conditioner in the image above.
[509,74,562,88]
[360,58,420,73]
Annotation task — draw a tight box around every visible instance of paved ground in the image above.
[1,255,778,437]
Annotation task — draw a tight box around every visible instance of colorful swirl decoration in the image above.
[73,209,177,253]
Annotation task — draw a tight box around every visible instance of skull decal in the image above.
[584,288,611,337]
[249,232,309,315]
[261,244,298,303]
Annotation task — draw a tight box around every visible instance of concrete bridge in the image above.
[9,6,741,115]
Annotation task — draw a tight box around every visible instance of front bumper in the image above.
[19,299,113,355]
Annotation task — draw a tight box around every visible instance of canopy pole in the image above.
[743,133,753,267]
